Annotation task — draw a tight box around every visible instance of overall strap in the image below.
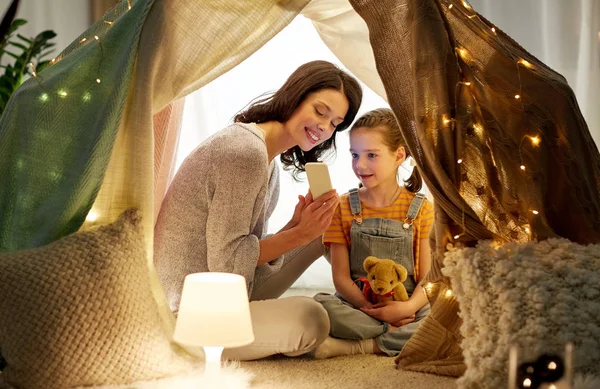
[405,193,426,225]
[348,188,363,224]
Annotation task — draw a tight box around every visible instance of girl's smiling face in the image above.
[284,89,349,152]
[350,126,405,188]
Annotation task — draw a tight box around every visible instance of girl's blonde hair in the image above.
[350,108,422,193]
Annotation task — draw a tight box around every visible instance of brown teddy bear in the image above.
[358,256,409,304]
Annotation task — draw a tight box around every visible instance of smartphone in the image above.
[305,162,333,199]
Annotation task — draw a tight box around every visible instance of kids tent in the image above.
[1,0,599,384]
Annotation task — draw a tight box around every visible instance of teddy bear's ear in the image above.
[394,263,408,282]
[363,256,379,273]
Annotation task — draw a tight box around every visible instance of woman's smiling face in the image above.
[284,89,349,151]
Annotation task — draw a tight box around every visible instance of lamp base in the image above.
[203,346,224,377]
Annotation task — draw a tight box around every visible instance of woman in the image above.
[154,60,362,360]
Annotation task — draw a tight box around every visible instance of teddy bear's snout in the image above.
[373,282,392,294]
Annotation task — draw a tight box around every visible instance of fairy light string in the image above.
[25,0,134,223]
[442,0,541,244]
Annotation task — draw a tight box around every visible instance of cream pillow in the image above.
[0,209,187,389]
[443,239,600,389]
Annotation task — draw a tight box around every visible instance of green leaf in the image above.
[0,86,12,96]
[38,49,55,59]
[16,34,32,44]
[36,30,57,40]
[10,19,27,30]
[7,41,27,50]
[4,51,20,60]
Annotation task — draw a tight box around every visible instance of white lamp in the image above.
[173,272,254,376]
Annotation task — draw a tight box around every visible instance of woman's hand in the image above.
[281,193,309,231]
[359,300,417,325]
[293,189,339,244]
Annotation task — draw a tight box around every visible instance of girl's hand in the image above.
[359,300,416,325]
[358,301,374,309]
[390,316,416,328]
[294,189,339,244]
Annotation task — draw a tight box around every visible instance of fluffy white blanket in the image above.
[443,239,600,389]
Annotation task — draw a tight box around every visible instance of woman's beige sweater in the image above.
[154,123,282,313]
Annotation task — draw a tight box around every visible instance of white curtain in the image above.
[177,0,600,289]
[0,1,90,57]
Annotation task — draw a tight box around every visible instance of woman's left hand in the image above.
[282,192,313,231]
[360,300,416,324]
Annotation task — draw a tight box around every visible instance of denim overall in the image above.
[315,188,431,356]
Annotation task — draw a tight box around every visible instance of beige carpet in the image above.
[240,288,458,388]
[241,354,457,389]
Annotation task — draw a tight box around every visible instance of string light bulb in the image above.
[518,59,533,69]
[532,210,539,215]
[96,78,101,84]
[491,27,496,33]
[86,211,98,222]
[456,47,469,60]
[520,165,526,170]
[445,289,453,297]
[457,159,463,164]
[104,20,113,25]
[529,135,540,146]
[58,90,68,98]
[515,94,521,99]
[448,4,453,9]
[127,0,132,10]
[80,37,87,43]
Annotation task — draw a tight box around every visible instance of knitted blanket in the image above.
[443,239,600,389]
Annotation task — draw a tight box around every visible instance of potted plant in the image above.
[0,0,57,117]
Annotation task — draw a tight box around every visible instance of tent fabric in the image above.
[3,0,600,376]
[300,0,386,100]
[153,99,185,224]
[0,0,311,331]
[0,0,153,252]
[350,0,600,375]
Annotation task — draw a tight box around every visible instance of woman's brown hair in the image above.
[350,108,422,193]
[235,60,362,179]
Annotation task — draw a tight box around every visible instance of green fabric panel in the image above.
[0,0,155,251]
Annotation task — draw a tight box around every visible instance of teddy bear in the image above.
[357,256,409,304]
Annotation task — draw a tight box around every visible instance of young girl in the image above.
[314,108,434,359]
